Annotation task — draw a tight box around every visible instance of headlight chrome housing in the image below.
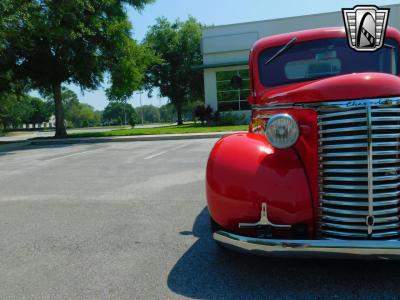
[265,114,299,149]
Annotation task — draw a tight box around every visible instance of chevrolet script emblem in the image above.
[342,5,390,52]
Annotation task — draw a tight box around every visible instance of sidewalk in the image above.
[0,131,246,150]
[30,131,245,145]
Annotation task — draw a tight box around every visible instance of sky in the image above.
[62,0,398,110]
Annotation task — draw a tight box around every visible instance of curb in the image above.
[29,131,245,146]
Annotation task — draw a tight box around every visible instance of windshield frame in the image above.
[258,37,400,88]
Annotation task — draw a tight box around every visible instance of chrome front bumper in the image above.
[214,231,400,259]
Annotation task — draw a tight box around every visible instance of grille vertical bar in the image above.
[367,105,374,236]
[318,103,400,240]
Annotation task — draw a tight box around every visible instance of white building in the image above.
[199,4,400,118]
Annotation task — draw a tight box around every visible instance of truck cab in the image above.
[207,27,400,258]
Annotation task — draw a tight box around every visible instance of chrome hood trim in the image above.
[252,96,400,111]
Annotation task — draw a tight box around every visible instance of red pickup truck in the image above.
[206,27,400,259]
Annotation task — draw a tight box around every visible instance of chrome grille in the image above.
[318,102,400,240]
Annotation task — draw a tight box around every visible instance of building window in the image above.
[216,69,251,112]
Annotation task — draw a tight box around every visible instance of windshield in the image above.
[258,38,399,87]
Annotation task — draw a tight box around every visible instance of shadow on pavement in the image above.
[168,207,400,299]
[0,138,131,157]
[0,143,87,157]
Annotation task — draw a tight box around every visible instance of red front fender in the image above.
[206,133,314,237]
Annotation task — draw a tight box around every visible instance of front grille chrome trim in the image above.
[320,126,368,134]
[320,143,368,150]
[254,97,400,240]
[372,125,400,130]
[320,135,367,142]
[373,133,400,139]
[321,215,399,224]
[322,158,400,165]
[321,206,399,216]
[322,152,368,157]
[318,108,367,119]
[317,99,400,240]
[252,97,400,111]
[321,199,399,207]
[372,116,400,121]
[324,183,400,190]
[323,167,400,173]
[367,105,374,236]
[373,108,400,113]
[323,175,400,182]
[321,191,400,199]
[321,222,399,231]
[321,229,368,238]
[318,117,367,125]
[322,151,400,157]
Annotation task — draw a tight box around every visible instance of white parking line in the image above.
[143,150,168,160]
[143,143,191,160]
[45,148,100,161]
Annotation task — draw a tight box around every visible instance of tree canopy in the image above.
[45,87,102,128]
[29,97,52,126]
[135,105,160,123]
[0,0,155,136]
[144,17,204,125]
[0,93,51,129]
[103,101,138,127]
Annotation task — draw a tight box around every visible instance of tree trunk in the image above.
[52,83,67,137]
[176,102,183,125]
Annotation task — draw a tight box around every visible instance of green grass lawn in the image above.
[69,125,131,131]
[69,124,248,138]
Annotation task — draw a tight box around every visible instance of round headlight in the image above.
[265,114,299,149]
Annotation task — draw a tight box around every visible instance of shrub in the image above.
[194,105,213,125]
[217,112,246,126]
[213,110,221,124]
[129,111,139,128]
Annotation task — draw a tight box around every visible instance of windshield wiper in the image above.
[265,37,297,65]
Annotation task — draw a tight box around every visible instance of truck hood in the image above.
[258,73,400,105]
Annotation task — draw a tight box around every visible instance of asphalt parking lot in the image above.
[1,139,400,299]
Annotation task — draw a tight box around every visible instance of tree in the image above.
[0,0,154,137]
[159,104,176,122]
[0,93,18,129]
[135,105,160,123]
[183,99,204,121]
[29,97,52,128]
[93,110,103,126]
[45,87,102,128]
[77,104,96,127]
[0,93,50,130]
[103,101,137,126]
[128,110,138,127]
[144,17,204,125]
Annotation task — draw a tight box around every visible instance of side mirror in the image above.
[230,75,243,89]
